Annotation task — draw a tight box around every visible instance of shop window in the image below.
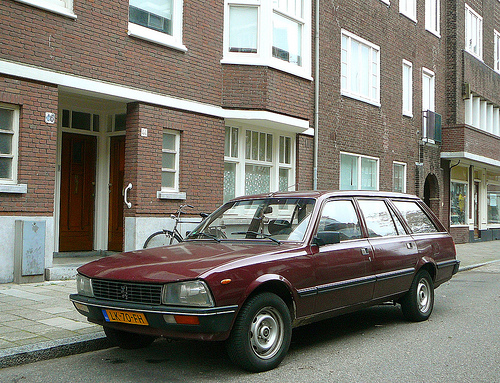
[487,184,500,225]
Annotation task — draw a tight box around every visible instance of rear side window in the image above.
[393,200,439,234]
[358,200,398,237]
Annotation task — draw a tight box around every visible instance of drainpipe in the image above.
[313,0,320,190]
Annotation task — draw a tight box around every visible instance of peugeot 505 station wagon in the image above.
[71,191,459,372]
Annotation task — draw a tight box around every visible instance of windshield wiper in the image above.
[232,231,281,244]
[190,232,221,242]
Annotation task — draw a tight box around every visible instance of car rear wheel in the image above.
[400,269,434,322]
[226,293,292,372]
[104,327,156,349]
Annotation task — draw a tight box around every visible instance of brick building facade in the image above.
[0,0,499,283]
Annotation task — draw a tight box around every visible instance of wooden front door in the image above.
[108,136,125,251]
[59,133,97,252]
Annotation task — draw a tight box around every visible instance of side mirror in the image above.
[314,231,341,246]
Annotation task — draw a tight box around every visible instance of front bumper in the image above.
[70,294,238,341]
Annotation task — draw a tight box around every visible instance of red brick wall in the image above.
[317,0,446,194]
[0,78,58,215]
[442,125,500,163]
[0,0,224,106]
[296,134,314,190]
[222,65,314,121]
[124,103,225,217]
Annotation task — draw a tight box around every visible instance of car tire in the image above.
[400,269,434,322]
[104,327,156,349]
[226,292,292,372]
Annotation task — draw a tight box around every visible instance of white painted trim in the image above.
[14,0,77,19]
[0,184,27,193]
[128,23,187,52]
[0,59,311,135]
[441,152,500,168]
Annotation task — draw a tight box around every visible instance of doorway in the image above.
[59,133,97,252]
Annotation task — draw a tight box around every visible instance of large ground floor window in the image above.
[224,126,294,202]
[450,165,469,226]
[487,184,500,225]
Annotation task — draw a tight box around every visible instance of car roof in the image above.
[229,190,421,202]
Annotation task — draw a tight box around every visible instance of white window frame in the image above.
[422,67,435,113]
[425,0,440,37]
[224,126,295,200]
[14,0,76,19]
[465,4,483,60]
[222,0,312,79]
[400,0,417,22]
[341,30,381,107]
[128,0,187,52]
[494,30,500,74]
[158,129,182,198]
[340,152,380,191]
[0,104,21,188]
[393,161,407,193]
[402,59,413,117]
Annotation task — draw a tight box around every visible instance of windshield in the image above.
[186,198,316,243]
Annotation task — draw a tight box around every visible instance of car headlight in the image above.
[162,280,214,307]
[76,274,94,297]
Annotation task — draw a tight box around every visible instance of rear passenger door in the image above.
[312,199,375,313]
[356,199,418,300]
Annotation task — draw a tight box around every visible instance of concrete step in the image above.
[45,252,113,281]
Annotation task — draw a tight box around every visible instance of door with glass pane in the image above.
[59,133,97,251]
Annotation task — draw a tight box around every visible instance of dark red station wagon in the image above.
[71,191,459,372]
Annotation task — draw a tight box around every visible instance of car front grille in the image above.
[92,279,162,305]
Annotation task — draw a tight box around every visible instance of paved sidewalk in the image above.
[0,241,499,368]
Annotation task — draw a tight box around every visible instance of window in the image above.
[402,60,413,116]
[425,0,440,36]
[224,127,294,202]
[62,109,100,132]
[223,0,312,78]
[358,200,399,237]
[341,30,380,106]
[450,166,469,226]
[161,130,180,191]
[316,200,362,243]
[340,153,379,191]
[465,4,483,60]
[393,200,439,233]
[0,104,20,184]
[422,69,435,138]
[487,184,500,225]
[495,30,500,74]
[14,0,75,18]
[128,0,186,51]
[400,0,417,21]
[393,162,407,193]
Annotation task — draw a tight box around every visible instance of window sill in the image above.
[14,0,77,19]
[341,91,381,108]
[157,191,187,200]
[425,28,441,39]
[403,111,413,118]
[400,12,417,24]
[0,183,28,194]
[128,23,187,52]
[221,57,313,81]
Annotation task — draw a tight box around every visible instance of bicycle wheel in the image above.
[143,230,182,248]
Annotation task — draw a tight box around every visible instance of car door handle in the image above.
[361,247,370,256]
[406,242,414,249]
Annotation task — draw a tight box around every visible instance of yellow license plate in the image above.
[102,309,149,326]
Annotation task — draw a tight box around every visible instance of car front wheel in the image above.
[226,293,292,372]
[400,269,434,322]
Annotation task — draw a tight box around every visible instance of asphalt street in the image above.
[1,263,499,382]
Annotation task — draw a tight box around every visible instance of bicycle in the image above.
[143,205,208,248]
